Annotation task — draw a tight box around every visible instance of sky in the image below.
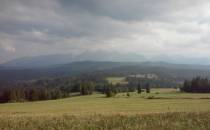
[1,0,210,64]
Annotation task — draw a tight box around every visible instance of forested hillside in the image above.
[1,61,210,83]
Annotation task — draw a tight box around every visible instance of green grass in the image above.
[0,89,210,116]
[1,88,210,129]
[106,77,127,85]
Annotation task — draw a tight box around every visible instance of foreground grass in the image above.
[0,112,210,130]
[0,89,210,129]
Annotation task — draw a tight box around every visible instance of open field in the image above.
[0,88,210,129]
[0,88,210,115]
[0,89,210,115]
[106,76,127,85]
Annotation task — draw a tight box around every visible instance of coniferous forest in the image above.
[181,77,210,93]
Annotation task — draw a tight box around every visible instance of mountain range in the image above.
[1,51,210,82]
[0,60,210,82]
[1,51,210,68]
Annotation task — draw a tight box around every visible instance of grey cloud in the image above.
[61,0,209,21]
[0,0,210,63]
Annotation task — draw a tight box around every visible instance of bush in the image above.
[155,92,159,94]
[147,96,155,99]
[105,84,117,97]
[126,92,130,97]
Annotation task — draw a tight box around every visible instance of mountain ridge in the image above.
[2,51,210,68]
[1,61,210,83]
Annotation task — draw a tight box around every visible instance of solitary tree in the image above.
[105,83,117,97]
[145,83,150,93]
[137,83,142,94]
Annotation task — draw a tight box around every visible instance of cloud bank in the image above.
[0,0,210,63]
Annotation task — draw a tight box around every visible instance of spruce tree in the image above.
[137,83,142,94]
[146,83,150,93]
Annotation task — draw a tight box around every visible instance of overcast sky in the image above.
[0,0,210,64]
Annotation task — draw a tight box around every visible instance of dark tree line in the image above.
[0,74,109,103]
[137,83,150,94]
[126,77,178,88]
[80,81,95,95]
[0,87,68,103]
[0,74,155,102]
[103,82,151,98]
[181,77,210,93]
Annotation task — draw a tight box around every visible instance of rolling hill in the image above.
[1,61,210,82]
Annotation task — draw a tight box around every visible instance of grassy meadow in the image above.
[0,88,210,129]
[106,77,128,85]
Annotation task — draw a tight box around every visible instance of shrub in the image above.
[147,96,155,99]
[126,92,130,97]
[105,84,117,97]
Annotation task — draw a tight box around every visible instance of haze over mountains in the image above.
[1,51,145,68]
[1,49,210,83]
[1,51,210,68]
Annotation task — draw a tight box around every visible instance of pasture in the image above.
[0,88,210,130]
[106,76,127,85]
